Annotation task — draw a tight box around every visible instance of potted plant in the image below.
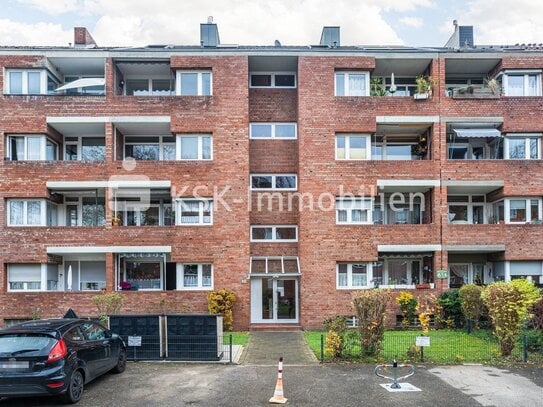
[414,75,435,100]
[112,214,122,226]
[370,76,387,96]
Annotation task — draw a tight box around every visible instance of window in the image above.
[337,263,370,288]
[64,327,85,343]
[176,198,213,225]
[6,135,58,161]
[124,78,174,96]
[7,200,56,226]
[249,123,297,139]
[63,196,105,226]
[250,225,298,242]
[507,198,542,223]
[176,134,212,160]
[502,72,541,96]
[64,136,106,161]
[81,322,108,341]
[4,70,59,95]
[123,260,162,290]
[504,135,541,159]
[124,136,175,160]
[176,71,212,96]
[447,195,486,224]
[8,264,43,291]
[335,71,370,96]
[250,174,297,190]
[115,199,171,226]
[250,72,296,88]
[336,134,371,160]
[336,198,372,224]
[176,264,213,289]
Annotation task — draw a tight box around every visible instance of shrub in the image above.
[93,292,124,325]
[417,295,436,335]
[396,291,417,328]
[352,289,391,356]
[459,284,485,329]
[436,289,464,329]
[207,288,237,331]
[482,281,539,356]
[530,293,543,330]
[323,316,348,357]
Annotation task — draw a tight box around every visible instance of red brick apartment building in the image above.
[1,22,543,330]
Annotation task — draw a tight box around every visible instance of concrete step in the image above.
[249,324,302,332]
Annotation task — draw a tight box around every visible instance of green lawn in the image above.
[224,331,249,346]
[305,329,532,364]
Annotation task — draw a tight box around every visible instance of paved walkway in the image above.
[240,331,319,365]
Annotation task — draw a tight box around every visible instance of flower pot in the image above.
[415,283,431,289]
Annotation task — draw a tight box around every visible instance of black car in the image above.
[0,318,126,403]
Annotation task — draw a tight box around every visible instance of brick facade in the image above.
[1,38,543,330]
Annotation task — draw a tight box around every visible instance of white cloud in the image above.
[3,0,437,47]
[17,0,79,14]
[461,0,543,45]
[0,19,71,46]
[399,16,423,28]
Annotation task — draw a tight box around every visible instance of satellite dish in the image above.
[207,16,213,24]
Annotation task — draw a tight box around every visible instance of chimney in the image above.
[320,26,340,47]
[200,17,220,47]
[74,27,97,48]
[444,20,473,48]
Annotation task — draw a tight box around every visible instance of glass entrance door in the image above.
[251,277,298,323]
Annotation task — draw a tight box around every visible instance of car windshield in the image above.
[0,334,56,356]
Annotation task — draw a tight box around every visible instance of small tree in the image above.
[323,316,347,358]
[207,288,237,331]
[93,292,124,325]
[417,295,436,335]
[482,280,539,356]
[352,289,391,356]
[459,284,485,330]
[436,289,464,328]
[531,293,543,331]
[396,291,417,328]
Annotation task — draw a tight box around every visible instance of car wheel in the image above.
[111,349,127,374]
[61,370,84,404]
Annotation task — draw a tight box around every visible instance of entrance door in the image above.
[251,277,298,323]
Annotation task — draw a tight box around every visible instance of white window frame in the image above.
[336,263,372,289]
[249,123,297,139]
[123,76,174,96]
[249,72,297,88]
[250,174,298,191]
[63,135,106,161]
[501,71,542,97]
[503,197,543,224]
[448,263,485,287]
[175,198,213,225]
[7,199,48,226]
[336,198,373,225]
[250,225,298,242]
[504,134,541,160]
[176,263,214,290]
[334,71,370,96]
[176,134,213,160]
[7,264,46,292]
[5,134,57,161]
[175,70,212,96]
[123,135,176,161]
[4,69,54,95]
[335,134,371,160]
[447,195,487,224]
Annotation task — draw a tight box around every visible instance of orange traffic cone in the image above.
[269,357,288,404]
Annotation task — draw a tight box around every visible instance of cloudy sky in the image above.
[1,0,542,47]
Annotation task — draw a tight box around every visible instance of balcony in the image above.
[445,57,501,99]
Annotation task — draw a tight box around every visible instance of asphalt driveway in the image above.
[2,363,541,406]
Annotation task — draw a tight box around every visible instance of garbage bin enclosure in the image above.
[166,314,223,361]
[108,315,163,360]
